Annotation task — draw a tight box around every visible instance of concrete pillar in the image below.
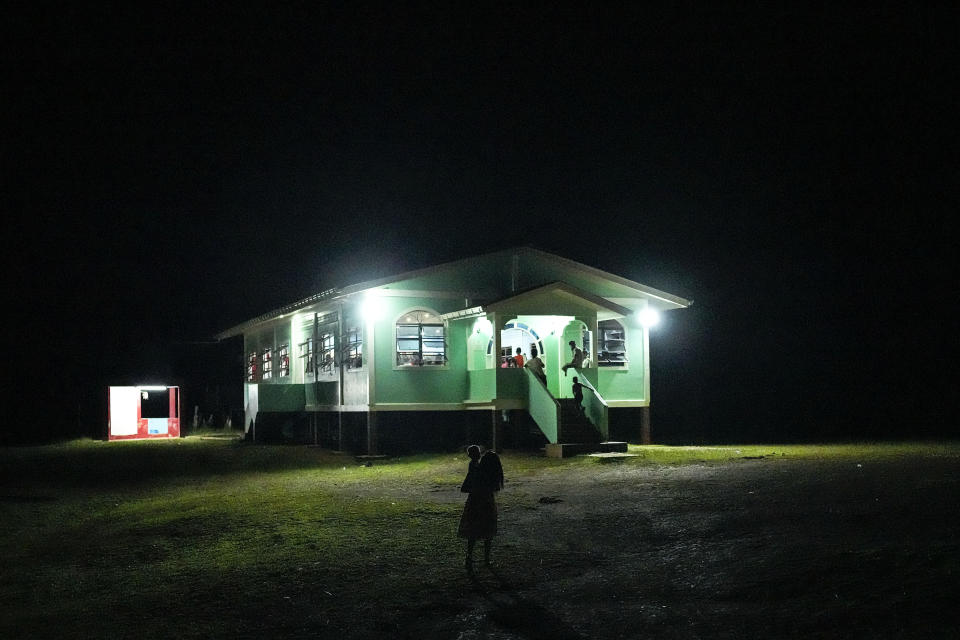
[490,312,501,366]
[640,406,651,444]
[366,411,378,454]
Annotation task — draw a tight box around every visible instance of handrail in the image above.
[572,368,609,440]
[525,368,561,444]
[571,368,602,399]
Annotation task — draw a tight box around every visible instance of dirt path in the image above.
[407,456,960,639]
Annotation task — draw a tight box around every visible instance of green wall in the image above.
[305,381,339,406]
[341,302,369,406]
[257,383,306,412]
[237,249,668,412]
[517,252,648,300]
[496,368,525,399]
[465,317,493,370]
[375,252,512,296]
[371,295,469,405]
[597,319,647,401]
[526,369,559,443]
[467,369,495,402]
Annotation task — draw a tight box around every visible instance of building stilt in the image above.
[640,406,651,444]
[366,411,378,455]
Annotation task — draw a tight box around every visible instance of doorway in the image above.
[494,321,545,368]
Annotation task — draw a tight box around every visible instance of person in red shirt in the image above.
[513,347,525,368]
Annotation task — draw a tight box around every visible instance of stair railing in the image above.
[572,368,609,440]
[524,368,561,444]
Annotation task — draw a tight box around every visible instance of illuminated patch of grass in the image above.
[627,441,960,464]
[1,438,957,638]
[1,440,476,638]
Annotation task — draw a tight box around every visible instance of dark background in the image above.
[4,4,956,444]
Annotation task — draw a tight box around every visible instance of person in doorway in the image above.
[561,340,584,376]
[513,347,525,368]
[458,445,505,570]
[524,346,546,384]
[571,376,585,414]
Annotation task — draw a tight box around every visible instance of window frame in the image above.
[261,347,273,380]
[298,338,315,380]
[394,309,447,369]
[277,344,290,378]
[317,331,336,377]
[598,318,629,368]
[342,326,364,370]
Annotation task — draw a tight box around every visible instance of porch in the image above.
[446,282,652,454]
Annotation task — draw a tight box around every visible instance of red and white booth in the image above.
[108,386,181,441]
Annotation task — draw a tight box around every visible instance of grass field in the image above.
[2,439,958,639]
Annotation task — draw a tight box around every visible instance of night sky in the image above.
[5,4,957,443]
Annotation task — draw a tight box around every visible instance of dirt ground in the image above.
[384,454,960,639]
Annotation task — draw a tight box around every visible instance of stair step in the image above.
[562,424,594,433]
[560,413,601,444]
[546,441,629,458]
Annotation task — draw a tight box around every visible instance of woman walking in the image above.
[458,445,504,571]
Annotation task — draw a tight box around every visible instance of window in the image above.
[299,339,314,377]
[246,352,258,382]
[318,332,335,374]
[396,310,445,367]
[598,319,628,367]
[261,348,273,379]
[277,345,290,377]
[343,327,362,369]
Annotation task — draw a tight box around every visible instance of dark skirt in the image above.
[457,491,497,540]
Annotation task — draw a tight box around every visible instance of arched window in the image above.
[598,319,628,367]
[396,310,446,367]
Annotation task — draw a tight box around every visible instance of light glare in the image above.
[638,308,660,328]
[362,293,384,320]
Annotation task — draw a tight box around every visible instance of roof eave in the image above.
[440,282,634,320]
[213,287,344,340]
[519,248,692,308]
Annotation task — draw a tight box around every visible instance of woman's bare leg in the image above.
[466,538,476,570]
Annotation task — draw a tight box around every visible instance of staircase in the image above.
[544,399,627,458]
[558,399,600,444]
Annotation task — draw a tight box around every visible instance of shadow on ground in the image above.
[452,566,585,639]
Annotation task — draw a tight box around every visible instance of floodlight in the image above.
[638,308,661,328]
[362,293,384,320]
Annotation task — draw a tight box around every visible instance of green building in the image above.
[215,248,691,456]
